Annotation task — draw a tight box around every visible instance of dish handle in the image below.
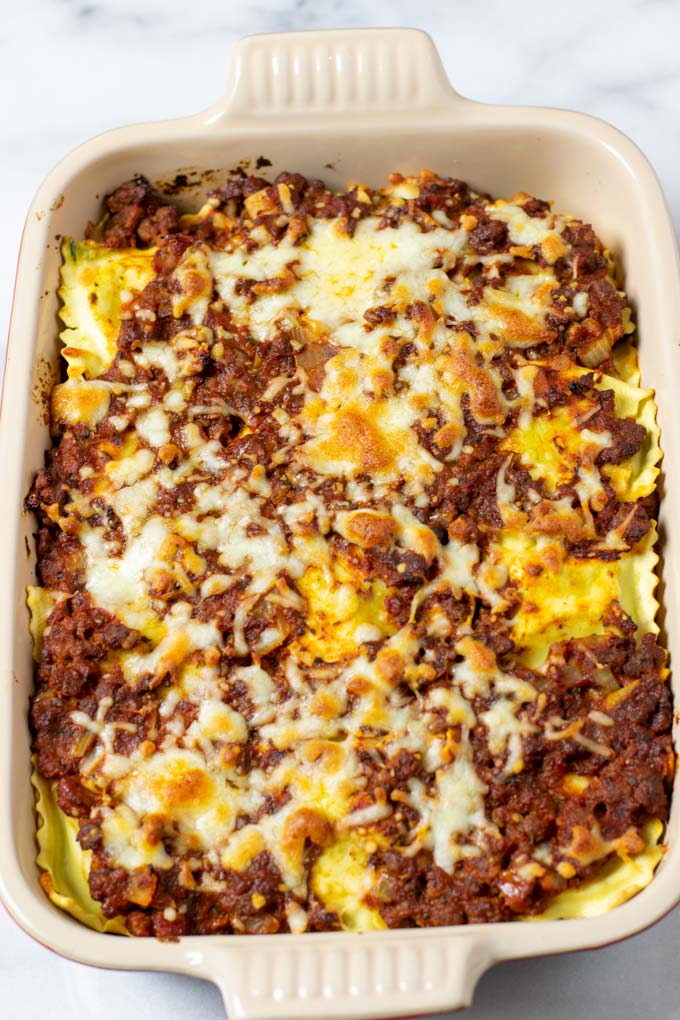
[199,933,495,1019]
[202,28,467,125]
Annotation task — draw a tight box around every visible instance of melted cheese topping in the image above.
[31,174,665,935]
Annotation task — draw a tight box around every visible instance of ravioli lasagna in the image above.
[27,170,672,937]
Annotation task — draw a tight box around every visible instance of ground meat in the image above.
[273,171,308,205]
[192,338,259,416]
[259,331,296,384]
[306,902,342,932]
[595,415,646,465]
[521,196,550,218]
[561,221,608,278]
[222,425,281,470]
[413,176,474,217]
[586,277,626,330]
[188,852,288,934]
[214,174,271,212]
[366,849,510,926]
[375,748,426,792]
[25,468,69,516]
[81,672,161,753]
[413,590,473,646]
[337,537,430,590]
[600,500,650,546]
[86,177,180,249]
[299,181,372,234]
[623,632,666,677]
[137,204,180,246]
[37,593,139,697]
[488,782,557,847]
[384,587,419,628]
[36,529,86,592]
[56,776,98,818]
[556,384,647,466]
[31,694,86,778]
[155,481,196,516]
[27,429,107,504]
[423,451,508,531]
[532,366,569,408]
[194,581,249,637]
[585,758,668,841]
[471,611,515,659]
[125,911,153,937]
[468,215,509,255]
[364,305,397,330]
[88,856,140,917]
[243,600,305,654]
[152,233,195,275]
[568,372,596,396]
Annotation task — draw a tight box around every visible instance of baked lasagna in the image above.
[26,170,673,937]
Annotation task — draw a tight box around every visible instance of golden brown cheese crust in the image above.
[27,170,672,937]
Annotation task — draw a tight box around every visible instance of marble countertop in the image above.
[2,0,680,1017]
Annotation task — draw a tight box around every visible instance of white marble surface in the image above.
[3,0,680,1017]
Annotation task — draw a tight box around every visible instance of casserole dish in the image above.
[1,26,679,1018]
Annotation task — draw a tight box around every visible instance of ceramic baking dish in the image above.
[2,27,680,1020]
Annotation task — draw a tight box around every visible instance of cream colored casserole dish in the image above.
[2,27,680,1019]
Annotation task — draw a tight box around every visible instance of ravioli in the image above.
[59,239,155,379]
[27,170,671,937]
